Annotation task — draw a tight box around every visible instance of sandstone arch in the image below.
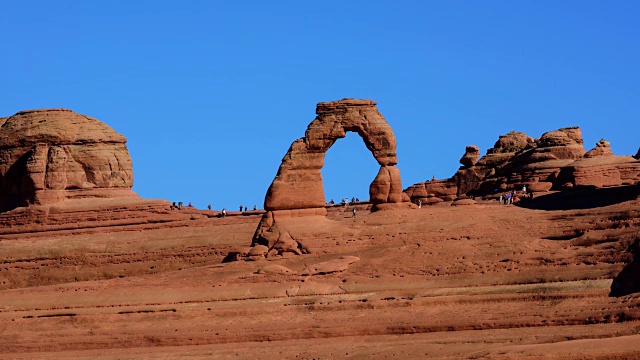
[264,98,407,212]
[248,99,410,259]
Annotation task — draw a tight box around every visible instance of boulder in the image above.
[460,145,480,168]
[487,131,533,155]
[451,198,477,206]
[0,109,135,211]
[585,139,614,158]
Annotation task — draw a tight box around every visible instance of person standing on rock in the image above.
[522,185,527,194]
[208,204,212,211]
[353,208,357,217]
[418,199,422,209]
[253,205,257,210]
[239,205,243,212]
[222,208,227,217]
[499,195,503,205]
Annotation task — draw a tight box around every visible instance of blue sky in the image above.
[1,1,639,209]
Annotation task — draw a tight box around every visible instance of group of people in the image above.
[238,205,258,212]
[219,204,257,218]
[498,185,533,205]
[170,201,193,210]
[328,197,361,206]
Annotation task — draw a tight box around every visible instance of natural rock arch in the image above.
[264,98,407,212]
[248,99,410,259]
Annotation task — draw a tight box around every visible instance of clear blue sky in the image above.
[2,1,639,209]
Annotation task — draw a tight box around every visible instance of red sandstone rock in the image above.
[405,127,640,202]
[300,256,360,276]
[454,167,484,197]
[451,198,477,206]
[0,109,135,211]
[585,139,614,158]
[561,140,640,188]
[460,145,480,168]
[404,179,458,204]
[369,165,404,204]
[249,99,408,258]
[264,99,403,211]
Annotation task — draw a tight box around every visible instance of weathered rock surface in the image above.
[610,238,640,297]
[561,152,640,189]
[585,139,614,158]
[460,145,480,168]
[405,127,640,203]
[300,256,360,276]
[264,99,404,211]
[2,188,640,358]
[246,99,409,259]
[0,109,135,211]
[404,179,458,205]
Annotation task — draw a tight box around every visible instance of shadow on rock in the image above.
[610,238,640,297]
[520,184,640,211]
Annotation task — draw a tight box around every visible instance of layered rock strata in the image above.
[251,99,410,258]
[560,139,640,189]
[0,109,136,211]
[405,127,640,204]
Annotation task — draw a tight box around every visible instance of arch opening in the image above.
[321,131,380,203]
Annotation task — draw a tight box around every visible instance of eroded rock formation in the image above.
[460,145,480,168]
[562,139,640,189]
[405,127,640,204]
[265,99,405,212]
[250,99,410,259]
[0,109,135,211]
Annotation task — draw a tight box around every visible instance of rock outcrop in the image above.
[477,127,586,193]
[0,109,135,211]
[405,127,640,203]
[460,146,480,168]
[248,99,410,259]
[264,99,406,212]
[560,139,640,189]
[634,148,640,160]
[585,139,614,158]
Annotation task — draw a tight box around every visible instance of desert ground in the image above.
[1,187,639,359]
